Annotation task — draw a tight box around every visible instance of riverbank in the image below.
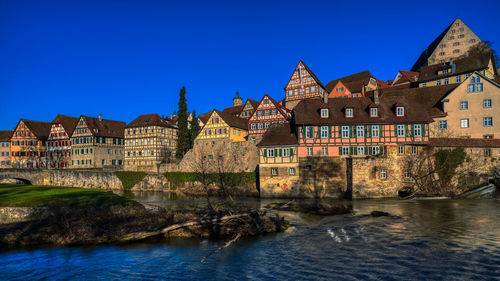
[0,184,288,250]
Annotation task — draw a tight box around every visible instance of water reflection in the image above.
[1,195,500,280]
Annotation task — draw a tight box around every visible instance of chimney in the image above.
[98,114,102,121]
[323,93,328,104]
[373,90,379,104]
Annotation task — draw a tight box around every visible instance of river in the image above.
[1,192,500,280]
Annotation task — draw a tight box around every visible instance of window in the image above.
[484,135,494,139]
[282,148,290,157]
[422,82,426,87]
[371,125,380,137]
[321,108,328,118]
[341,146,350,155]
[459,101,468,110]
[456,75,461,83]
[305,126,314,139]
[321,126,328,138]
[258,123,263,129]
[483,99,492,108]
[404,170,411,178]
[470,39,476,43]
[453,42,460,46]
[483,117,493,127]
[356,126,364,138]
[396,107,404,116]
[411,146,418,155]
[299,89,305,95]
[345,108,353,117]
[341,126,349,138]
[436,80,441,86]
[484,149,491,157]
[438,120,448,130]
[468,76,483,92]
[336,86,344,92]
[380,169,387,179]
[287,90,294,96]
[250,124,256,130]
[265,123,270,128]
[289,168,295,175]
[370,108,378,117]
[413,124,422,137]
[271,168,278,176]
[397,125,405,137]
[453,49,460,54]
[307,147,313,156]
[310,86,316,93]
[444,78,449,85]
[322,146,328,156]
[460,119,469,128]
[357,146,365,155]
[398,146,405,154]
[372,146,380,155]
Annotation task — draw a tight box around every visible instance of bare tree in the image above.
[188,144,214,210]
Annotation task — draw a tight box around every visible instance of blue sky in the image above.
[1,0,499,129]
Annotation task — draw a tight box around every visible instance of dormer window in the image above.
[370,108,378,117]
[345,108,353,118]
[337,87,344,92]
[468,76,483,93]
[396,107,405,117]
[321,108,328,118]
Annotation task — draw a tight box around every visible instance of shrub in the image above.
[163,172,256,188]
[114,171,147,191]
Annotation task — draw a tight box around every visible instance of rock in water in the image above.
[371,211,389,217]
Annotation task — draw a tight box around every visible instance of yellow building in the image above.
[430,72,499,139]
[0,130,12,168]
[196,110,248,142]
[419,52,496,88]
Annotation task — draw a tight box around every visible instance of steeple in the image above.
[233,91,243,107]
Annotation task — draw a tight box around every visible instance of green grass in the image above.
[0,184,139,207]
[114,171,147,191]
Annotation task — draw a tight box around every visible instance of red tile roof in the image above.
[325,70,374,92]
[419,52,493,83]
[81,116,126,138]
[51,114,80,136]
[392,70,419,85]
[257,123,298,147]
[222,104,245,116]
[21,120,52,140]
[294,95,434,125]
[126,113,175,129]
[213,110,248,130]
[0,130,12,142]
[429,138,500,148]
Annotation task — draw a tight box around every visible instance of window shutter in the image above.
[290,148,294,157]
[339,147,343,155]
[301,127,305,139]
[368,146,372,155]
[316,126,320,138]
[328,126,332,138]
[411,124,414,137]
[263,149,267,157]
[394,125,398,137]
[350,147,354,155]
[367,125,371,138]
[274,149,278,157]
[406,125,411,137]
[350,126,354,138]
[279,148,282,157]
[422,124,426,137]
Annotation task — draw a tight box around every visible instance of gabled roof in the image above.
[257,123,297,147]
[51,114,79,136]
[222,104,245,116]
[198,112,211,125]
[284,60,327,92]
[126,113,176,129]
[418,52,493,83]
[0,130,13,142]
[376,79,389,89]
[293,95,435,125]
[392,70,420,86]
[429,138,500,148]
[377,84,459,117]
[213,110,248,130]
[18,120,52,140]
[325,70,374,92]
[80,116,126,138]
[249,94,291,120]
[246,98,260,109]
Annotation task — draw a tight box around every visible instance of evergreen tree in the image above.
[189,109,201,149]
[175,86,189,159]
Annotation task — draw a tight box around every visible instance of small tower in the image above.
[233,91,243,107]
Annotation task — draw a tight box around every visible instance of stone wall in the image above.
[0,207,51,224]
[178,139,258,173]
[351,146,404,199]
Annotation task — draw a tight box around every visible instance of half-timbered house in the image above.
[325,71,378,98]
[47,114,79,168]
[284,60,327,110]
[10,119,51,168]
[196,110,248,142]
[247,94,291,143]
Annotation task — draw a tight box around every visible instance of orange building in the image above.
[0,130,12,168]
[326,71,378,98]
[10,119,52,168]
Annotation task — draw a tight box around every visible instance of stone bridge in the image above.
[0,169,123,190]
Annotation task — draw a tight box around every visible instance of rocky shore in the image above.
[0,204,288,249]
